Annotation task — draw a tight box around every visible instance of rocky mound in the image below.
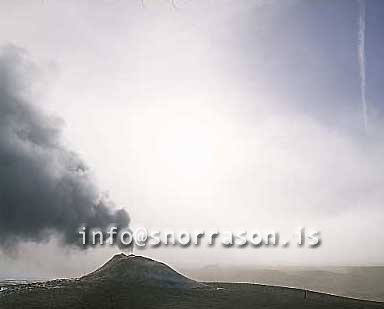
[81,253,205,289]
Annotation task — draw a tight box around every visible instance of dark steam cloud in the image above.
[0,46,130,249]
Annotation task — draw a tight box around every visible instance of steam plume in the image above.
[0,46,130,249]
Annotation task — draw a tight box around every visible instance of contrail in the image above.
[357,0,368,132]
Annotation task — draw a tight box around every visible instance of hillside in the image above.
[186,265,384,302]
[0,254,383,308]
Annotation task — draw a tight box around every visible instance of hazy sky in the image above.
[0,0,384,278]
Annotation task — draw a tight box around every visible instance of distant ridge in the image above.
[81,253,206,289]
